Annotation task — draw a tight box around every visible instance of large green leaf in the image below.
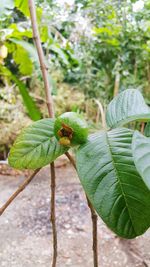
[10,39,57,95]
[10,38,39,65]
[106,89,150,128]
[11,39,69,67]
[8,119,68,170]
[76,128,150,238]
[132,131,150,190]
[11,76,41,121]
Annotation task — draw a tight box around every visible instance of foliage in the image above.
[11,76,42,121]
[1,0,150,122]
[61,0,150,103]
[132,131,150,189]
[106,89,150,128]
[8,118,68,169]
[0,0,78,124]
[1,0,150,239]
[8,89,150,239]
[76,127,150,238]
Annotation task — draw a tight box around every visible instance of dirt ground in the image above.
[0,159,150,267]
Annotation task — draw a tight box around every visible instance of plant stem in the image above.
[113,72,120,97]
[65,152,98,267]
[0,169,40,216]
[86,197,98,267]
[113,56,121,97]
[65,151,76,169]
[28,2,98,266]
[28,1,57,266]
[141,122,145,134]
[94,99,106,128]
[28,0,54,118]
[50,162,57,267]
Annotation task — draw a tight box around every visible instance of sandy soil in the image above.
[0,160,150,267]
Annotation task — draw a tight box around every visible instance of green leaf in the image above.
[76,128,150,238]
[11,76,41,121]
[10,39,57,95]
[50,44,69,65]
[12,45,33,75]
[8,119,68,170]
[8,25,32,39]
[15,0,30,17]
[10,38,39,66]
[144,123,150,137]
[132,131,150,190]
[106,89,150,129]
[9,38,57,95]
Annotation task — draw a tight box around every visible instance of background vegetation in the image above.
[0,0,150,159]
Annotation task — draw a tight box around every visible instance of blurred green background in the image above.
[0,0,150,159]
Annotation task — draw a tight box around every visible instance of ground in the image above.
[0,158,150,267]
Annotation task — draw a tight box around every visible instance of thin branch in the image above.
[141,122,145,134]
[94,99,106,129]
[28,1,57,267]
[113,72,120,97]
[65,152,76,170]
[28,2,98,267]
[28,0,54,118]
[65,152,98,267]
[0,168,40,216]
[50,162,57,267]
[86,197,98,267]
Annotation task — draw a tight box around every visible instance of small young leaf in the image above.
[106,89,150,128]
[8,119,68,170]
[132,131,150,190]
[76,128,150,238]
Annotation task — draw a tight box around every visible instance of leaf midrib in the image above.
[10,138,55,163]
[105,131,136,236]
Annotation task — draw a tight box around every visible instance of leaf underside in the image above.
[76,128,150,238]
[132,131,150,190]
[106,89,150,128]
[8,119,68,169]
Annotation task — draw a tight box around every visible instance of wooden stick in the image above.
[0,168,40,216]
[28,1,57,266]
